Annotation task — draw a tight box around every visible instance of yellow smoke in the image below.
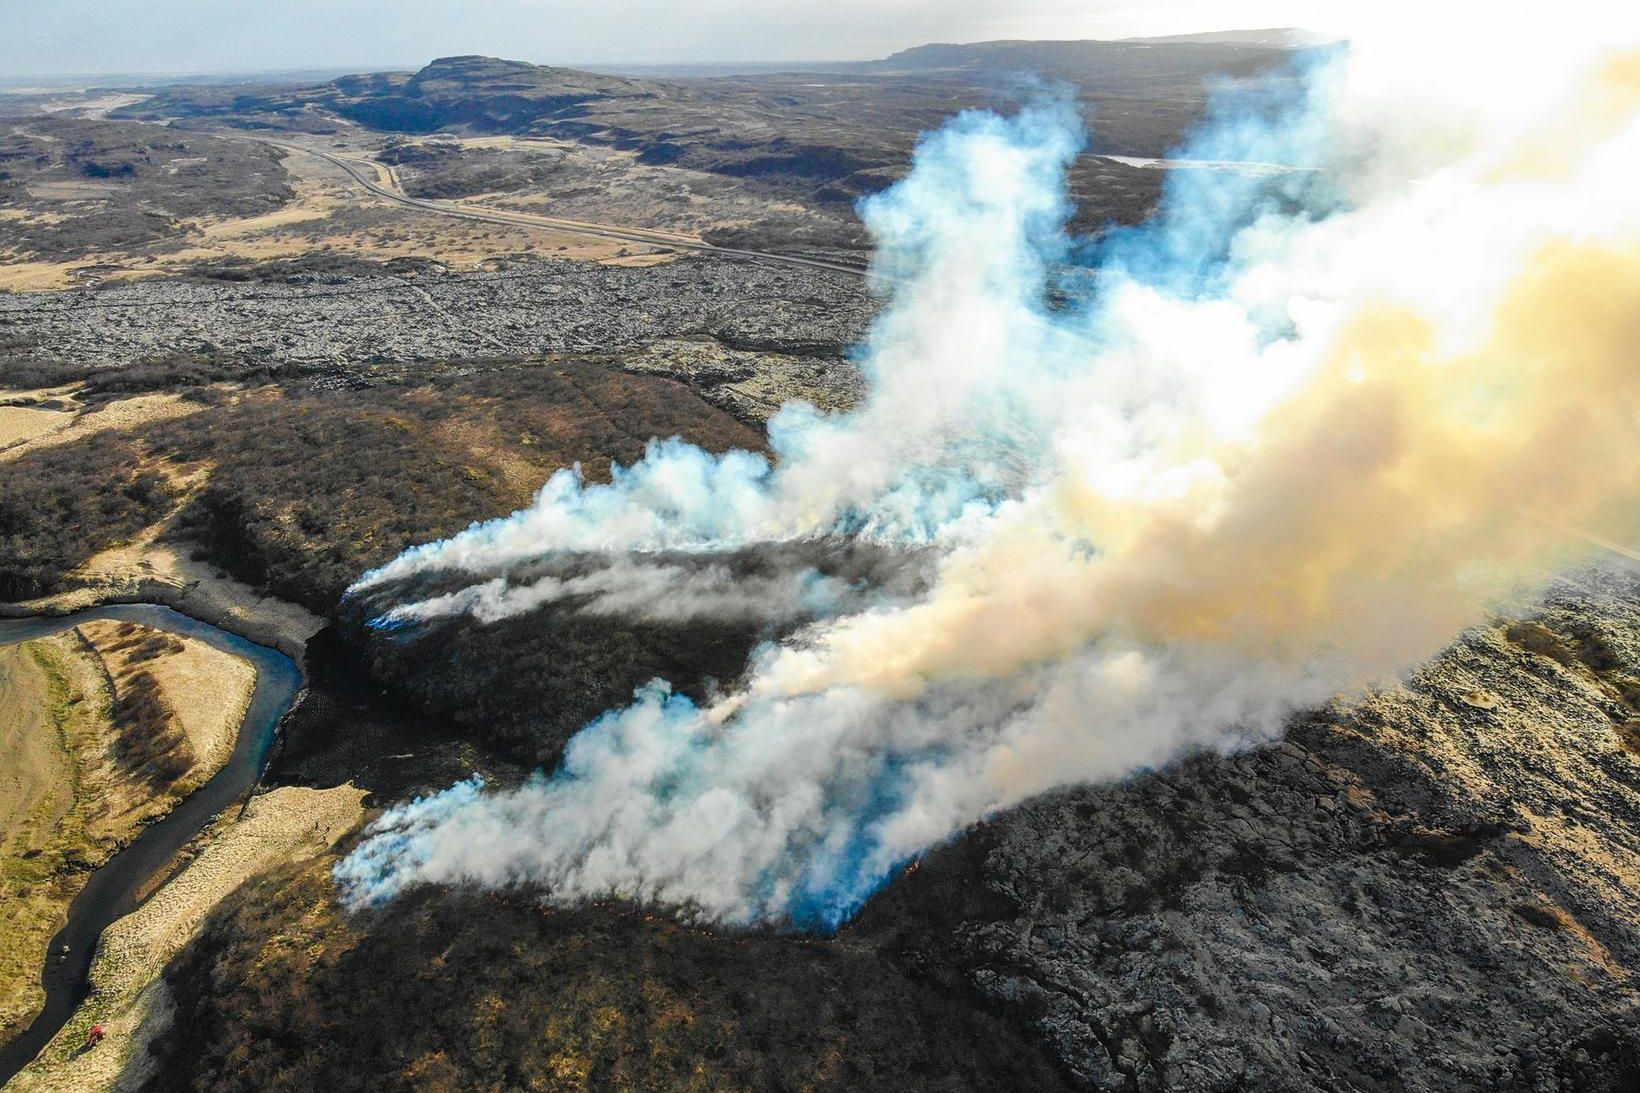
[1494,51,1640,179]
[764,89,1640,702]
[744,33,1640,707]
[761,238,1640,702]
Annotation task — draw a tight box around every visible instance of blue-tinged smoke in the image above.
[1092,45,1345,296]
[335,32,1640,930]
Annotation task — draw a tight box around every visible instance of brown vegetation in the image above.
[1505,615,1640,754]
[143,857,1074,1093]
[0,434,174,600]
[0,360,761,616]
[143,364,762,614]
[0,120,290,262]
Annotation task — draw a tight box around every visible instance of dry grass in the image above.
[0,392,201,465]
[0,640,82,1038]
[21,540,325,661]
[0,623,257,1042]
[0,140,673,289]
[0,406,70,451]
[1619,719,1640,757]
[4,785,367,1093]
[79,620,257,796]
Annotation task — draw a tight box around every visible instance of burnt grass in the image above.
[340,538,932,767]
[343,599,761,767]
[266,623,531,804]
[143,858,1075,1093]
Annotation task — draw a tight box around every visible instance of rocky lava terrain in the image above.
[0,255,871,421]
[864,572,1640,1091]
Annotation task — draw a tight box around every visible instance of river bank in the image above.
[0,606,304,1086]
[3,784,367,1093]
[0,623,256,1043]
[0,548,322,664]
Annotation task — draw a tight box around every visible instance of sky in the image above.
[0,0,1330,78]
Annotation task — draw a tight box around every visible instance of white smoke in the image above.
[376,557,875,628]
[349,97,1087,593]
[336,11,1640,929]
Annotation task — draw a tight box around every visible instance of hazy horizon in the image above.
[0,0,1334,80]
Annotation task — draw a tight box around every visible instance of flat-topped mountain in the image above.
[869,36,1290,79]
[118,35,1296,158]
[328,54,648,133]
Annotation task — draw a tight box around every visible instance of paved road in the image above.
[264,140,871,280]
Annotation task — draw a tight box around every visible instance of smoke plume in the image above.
[336,12,1640,929]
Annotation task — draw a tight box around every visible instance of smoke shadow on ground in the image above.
[339,539,934,766]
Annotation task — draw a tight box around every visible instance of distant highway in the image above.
[259,139,871,280]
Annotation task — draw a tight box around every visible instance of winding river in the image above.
[0,604,302,1084]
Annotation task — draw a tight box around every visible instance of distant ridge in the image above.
[1121,27,1336,48]
[866,36,1291,76]
[113,37,1298,186]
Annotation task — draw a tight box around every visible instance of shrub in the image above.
[0,437,174,600]
[111,669,195,791]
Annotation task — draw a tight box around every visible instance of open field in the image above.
[112,46,1249,210]
[0,641,77,1038]
[0,119,291,282]
[0,405,68,450]
[0,143,668,291]
[0,40,1234,286]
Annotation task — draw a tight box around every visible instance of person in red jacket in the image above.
[84,1024,106,1050]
